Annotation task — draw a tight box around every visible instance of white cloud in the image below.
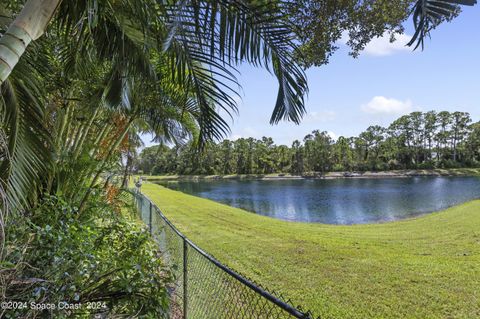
[304,110,336,123]
[361,96,413,115]
[364,33,411,56]
[340,32,412,57]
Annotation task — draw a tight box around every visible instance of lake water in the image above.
[156,177,480,224]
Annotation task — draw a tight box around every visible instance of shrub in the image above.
[439,159,463,169]
[332,164,345,172]
[417,161,435,169]
[387,160,402,170]
[2,193,172,318]
[374,162,389,171]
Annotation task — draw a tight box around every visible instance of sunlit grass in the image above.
[142,182,480,319]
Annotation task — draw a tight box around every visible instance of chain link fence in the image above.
[134,192,316,319]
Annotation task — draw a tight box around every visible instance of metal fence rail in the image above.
[134,192,315,319]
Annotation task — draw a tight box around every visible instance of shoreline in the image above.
[142,168,480,181]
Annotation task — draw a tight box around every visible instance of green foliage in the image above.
[287,0,476,67]
[2,193,172,318]
[0,1,477,317]
[0,9,52,212]
[0,4,310,315]
[1,0,310,220]
[136,111,479,175]
[287,0,414,67]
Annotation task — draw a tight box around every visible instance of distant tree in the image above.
[464,122,480,164]
[410,112,425,165]
[290,140,304,175]
[450,112,472,162]
[333,136,354,171]
[424,111,438,160]
[234,139,249,174]
[436,111,453,161]
[277,145,293,173]
[303,130,333,173]
[390,115,416,167]
[256,137,276,174]
[137,145,166,175]
[219,140,235,175]
[359,125,385,169]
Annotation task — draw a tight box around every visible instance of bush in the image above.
[374,162,389,172]
[387,160,403,170]
[439,159,463,169]
[2,193,172,318]
[417,161,435,169]
[353,162,369,172]
[332,164,345,172]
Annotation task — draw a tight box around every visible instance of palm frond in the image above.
[163,0,308,131]
[56,0,157,86]
[408,0,477,50]
[0,44,52,212]
[55,0,308,146]
[135,75,199,146]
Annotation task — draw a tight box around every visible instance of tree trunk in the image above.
[121,147,132,188]
[72,108,99,161]
[0,0,61,84]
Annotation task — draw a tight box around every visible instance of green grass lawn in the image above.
[141,182,480,319]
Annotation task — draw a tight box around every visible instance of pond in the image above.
[155,177,480,224]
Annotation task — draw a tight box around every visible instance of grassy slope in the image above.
[142,183,480,319]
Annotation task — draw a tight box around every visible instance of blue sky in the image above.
[144,6,480,147]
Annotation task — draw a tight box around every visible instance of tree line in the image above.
[137,111,480,175]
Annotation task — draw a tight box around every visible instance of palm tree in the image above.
[39,50,207,209]
[0,24,52,213]
[1,0,308,215]
[2,0,308,123]
[0,0,60,84]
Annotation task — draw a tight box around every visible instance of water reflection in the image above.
[157,177,480,224]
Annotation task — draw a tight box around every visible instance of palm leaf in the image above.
[408,0,477,50]
[163,0,308,131]
[0,43,52,213]
[55,0,307,145]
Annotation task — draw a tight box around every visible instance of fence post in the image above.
[183,238,188,319]
[149,202,153,234]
